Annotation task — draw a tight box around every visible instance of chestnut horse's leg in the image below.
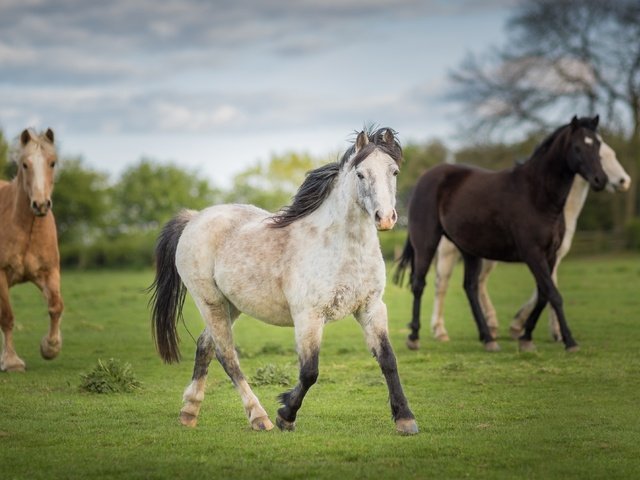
[0,274,25,371]
[461,253,500,352]
[277,315,323,431]
[357,300,418,435]
[34,270,64,360]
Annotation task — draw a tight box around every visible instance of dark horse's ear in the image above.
[355,130,369,153]
[590,115,600,129]
[570,115,579,130]
[382,128,395,145]
[20,129,32,146]
[45,128,55,143]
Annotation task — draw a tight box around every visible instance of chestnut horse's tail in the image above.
[148,209,196,364]
[392,236,414,287]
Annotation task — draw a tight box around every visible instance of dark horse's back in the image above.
[407,163,537,263]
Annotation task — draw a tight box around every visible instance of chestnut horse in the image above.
[394,116,607,353]
[0,128,63,372]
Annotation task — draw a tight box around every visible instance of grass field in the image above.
[1,253,639,479]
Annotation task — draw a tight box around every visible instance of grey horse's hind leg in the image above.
[181,299,273,431]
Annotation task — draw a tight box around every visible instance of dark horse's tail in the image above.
[148,210,195,364]
[392,236,414,287]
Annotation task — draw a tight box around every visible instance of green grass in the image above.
[1,254,639,479]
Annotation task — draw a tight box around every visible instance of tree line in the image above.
[1,126,637,269]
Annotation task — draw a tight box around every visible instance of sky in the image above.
[0,0,517,188]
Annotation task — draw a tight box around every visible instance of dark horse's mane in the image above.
[269,127,402,228]
[523,116,598,164]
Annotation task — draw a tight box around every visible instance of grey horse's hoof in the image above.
[251,416,274,431]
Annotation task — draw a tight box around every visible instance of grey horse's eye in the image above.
[356,171,364,180]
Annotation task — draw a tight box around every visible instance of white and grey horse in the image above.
[428,137,630,343]
[149,128,418,435]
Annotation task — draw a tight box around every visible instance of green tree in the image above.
[113,158,220,233]
[52,156,111,244]
[225,151,324,212]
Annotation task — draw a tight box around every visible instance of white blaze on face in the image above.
[30,148,48,199]
[584,136,594,145]
[598,139,631,192]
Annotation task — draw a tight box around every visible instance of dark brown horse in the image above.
[0,128,63,371]
[394,116,607,352]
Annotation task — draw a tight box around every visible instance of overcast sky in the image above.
[0,0,516,187]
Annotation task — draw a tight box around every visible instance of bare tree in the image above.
[450,0,640,224]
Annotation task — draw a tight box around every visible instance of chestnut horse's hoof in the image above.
[0,356,26,372]
[179,411,198,428]
[251,416,274,431]
[40,336,62,360]
[484,341,500,352]
[565,344,580,353]
[406,338,420,350]
[276,415,295,431]
[518,340,536,352]
[396,418,419,435]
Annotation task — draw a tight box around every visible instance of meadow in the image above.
[1,253,639,479]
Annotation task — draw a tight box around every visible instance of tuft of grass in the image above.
[251,363,293,386]
[79,358,142,394]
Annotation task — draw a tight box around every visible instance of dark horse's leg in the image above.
[407,228,443,350]
[461,253,500,352]
[277,317,323,431]
[521,256,578,352]
[357,301,418,435]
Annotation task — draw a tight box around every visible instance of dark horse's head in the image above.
[565,115,607,191]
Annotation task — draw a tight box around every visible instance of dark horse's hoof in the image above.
[406,338,420,350]
[276,415,295,431]
[518,340,536,353]
[565,344,580,353]
[396,418,419,435]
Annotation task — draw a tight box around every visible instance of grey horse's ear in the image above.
[383,128,395,145]
[45,128,55,143]
[355,130,369,153]
[20,129,32,146]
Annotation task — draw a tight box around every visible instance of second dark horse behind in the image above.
[395,116,607,352]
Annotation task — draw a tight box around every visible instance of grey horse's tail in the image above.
[148,210,195,364]
[392,236,414,287]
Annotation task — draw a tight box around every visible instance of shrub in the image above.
[79,358,142,394]
[251,364,293,387]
